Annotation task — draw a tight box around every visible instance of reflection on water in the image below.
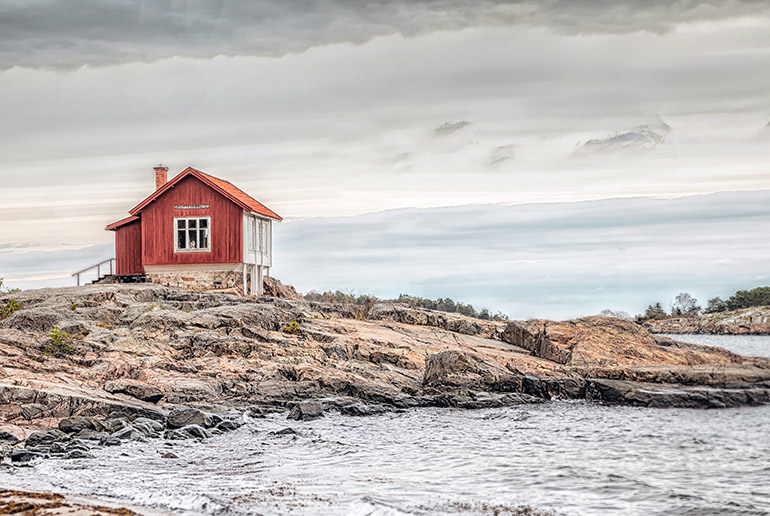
[660,333,770,358]
[3,400,769,516]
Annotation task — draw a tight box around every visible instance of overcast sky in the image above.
[1,1,769,318]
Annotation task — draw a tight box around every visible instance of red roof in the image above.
[106,215,140,231]
[128,167,282,220]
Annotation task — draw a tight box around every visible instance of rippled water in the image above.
[659,334,770,358]
[4,402,770,516]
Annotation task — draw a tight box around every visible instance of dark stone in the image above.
[162,452,178,459]
[339,403,389,416]
[26,429,69,447]
[203,413,223,428]
[73,429,108,441]
[167,407,206,428]
[65,439,92,452]
[584,379,770,409]
[99,436,122,447]
[102,417,130,433]
[0,431,19,446]
[164,424,211,440]
[216,419,243,432]
[10,448,42,463]
[20,403,47,420]
[287,401,324,421]
[269,427,298,436]
[110,426,137,440]
[59,416,101,434]
[103,379,164,403]
[64,449,94,459]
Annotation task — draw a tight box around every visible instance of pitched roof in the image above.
[106,215,140,231]
[128,167,282,220]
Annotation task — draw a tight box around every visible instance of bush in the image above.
[44,326,75,357]
[281,321,301,335]
[0,299,21,319]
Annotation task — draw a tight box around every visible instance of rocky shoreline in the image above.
[1,284,770,460]
[642,306,770,335]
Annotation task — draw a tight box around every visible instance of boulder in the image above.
[0,430,20,446]
[287,401,324,421]
[103,379,164,403]
[164,424,211,440]
[262,277,300,300]
[73,429,108,441]
[58,416,100,434]
[166,407,206,428]
[25,429,69,447]
[10,448,42,463]
[339,403,388,417]
[64,449,94,459]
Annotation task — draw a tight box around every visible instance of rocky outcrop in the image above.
[263,276,300,299]
[0,282,768,439]
[643,306,770,335]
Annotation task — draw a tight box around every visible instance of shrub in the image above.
[44,326,75,357]
[0,299,21,319]
[281,321,301,335]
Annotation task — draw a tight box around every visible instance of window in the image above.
[247,217,256,251]
[175,217,210,252]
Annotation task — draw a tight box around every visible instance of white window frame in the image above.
[174,216,211,253]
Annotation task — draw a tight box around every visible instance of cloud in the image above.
[578,118,672,154]
[1,1,768,69]
[269,190,770,319]
[489,144,516,166]
[434,121,472,135]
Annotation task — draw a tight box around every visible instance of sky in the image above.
[0,1,769,318]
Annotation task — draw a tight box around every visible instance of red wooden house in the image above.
[106,166,281,295]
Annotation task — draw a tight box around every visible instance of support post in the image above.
[242,263,247,295]
[250,265,257,296]
[257,265,264,296]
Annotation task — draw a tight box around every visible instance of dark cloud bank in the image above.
[1,0,769,69]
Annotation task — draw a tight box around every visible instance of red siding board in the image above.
[114,219,144,275]
[141,175,243,266]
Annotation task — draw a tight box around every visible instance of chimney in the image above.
[154,164,168,190]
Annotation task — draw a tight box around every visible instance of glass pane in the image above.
[177,219,186,229]
[188,219,197,229]
[199,218,208,228]
[188,229,198,248]
[199,229,209,249]
[177,229,186,249]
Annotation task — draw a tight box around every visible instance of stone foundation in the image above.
[147,271,244,291]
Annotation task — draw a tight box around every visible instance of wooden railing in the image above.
[72,258,115,286]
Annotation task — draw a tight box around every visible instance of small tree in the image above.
[44,326,75,357]
[643,302,667,320]
[672,292,700,317]
[704,297,728,314]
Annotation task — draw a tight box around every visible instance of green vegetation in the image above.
[302,290,509,321]
[0,298,21,319]
[281,321,301,335]
[640,286,770,320]
[44,326,75,357]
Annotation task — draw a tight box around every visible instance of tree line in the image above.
[639,286,770,320]
[302,290,509,321]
